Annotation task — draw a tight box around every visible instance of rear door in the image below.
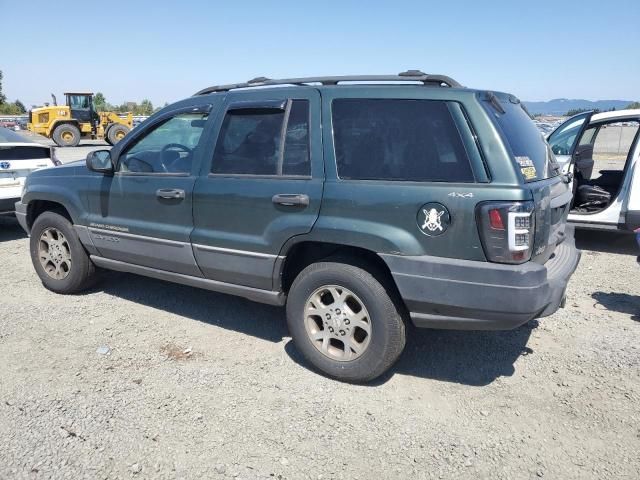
[191,88,323,290]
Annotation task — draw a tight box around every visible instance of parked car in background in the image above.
[0,127,60,215]
[547,109,640,232]
[15,72,580,382]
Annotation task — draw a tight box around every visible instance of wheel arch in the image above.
[277,240,405,310]
[25,197,78,230]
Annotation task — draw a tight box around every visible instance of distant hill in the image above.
[523,98,635,115]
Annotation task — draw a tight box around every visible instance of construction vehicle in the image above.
[28,93,132,147]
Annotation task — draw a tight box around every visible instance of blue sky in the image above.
[2,0,639,107]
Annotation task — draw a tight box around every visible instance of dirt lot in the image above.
[2,137,640,479]
[1,213,639,479]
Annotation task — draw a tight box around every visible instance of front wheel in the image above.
[29,211,97,294]
[286,261,406,383]
[52,124,80,147]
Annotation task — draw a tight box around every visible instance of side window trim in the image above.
[448,102,489,183]
[277,100,293,175]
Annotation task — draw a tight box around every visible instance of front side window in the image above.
[118,112,208,174]
[332,99,474,182]
[211,99,310,176]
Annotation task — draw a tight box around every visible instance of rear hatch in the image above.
[0,143,54,198]
[482,92,572,263]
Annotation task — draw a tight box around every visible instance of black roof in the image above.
[195,70,461,96]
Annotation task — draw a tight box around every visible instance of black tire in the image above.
[30,211,97,294]
[286,261,406,383]
[52,123,80,147]
[104,124,114,145]
[107,124,129,145]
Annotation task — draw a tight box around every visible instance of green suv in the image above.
[15,71,581,382]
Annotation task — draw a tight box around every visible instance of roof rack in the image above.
[194,70,462,96]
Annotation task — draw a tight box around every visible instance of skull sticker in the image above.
[417,203,451,236]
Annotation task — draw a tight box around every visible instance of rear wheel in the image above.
[286,261,406,383]
[107,124,129,145]
[30,211,97,294]
[52,124,80,147]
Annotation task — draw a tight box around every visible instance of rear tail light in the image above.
[50,147,62,166]
[476,201,535,264]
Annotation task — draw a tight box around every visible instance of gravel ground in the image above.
[1,216,638,480]
[2,138,640,479]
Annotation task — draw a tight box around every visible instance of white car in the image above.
[0,127,60,215]
[547,109,640,232]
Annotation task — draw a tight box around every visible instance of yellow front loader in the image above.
[28,92,132,147]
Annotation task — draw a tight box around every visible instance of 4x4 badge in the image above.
[417,203,450,236]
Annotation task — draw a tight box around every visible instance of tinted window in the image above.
[332,99,474,182]
[283,100,310,176]
[485,95,560,182]
[212,100,310,176]
[118,112,208,174]
[0,146,49,160]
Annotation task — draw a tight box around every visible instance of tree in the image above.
[0,70,6,105]
[94,92,107,111]
[139,99,154,116]
[14,99,25,113]
[565,108,600,116]
[626,101,640,109]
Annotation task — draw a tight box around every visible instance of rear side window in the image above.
[332,99,474,182]
[0,146,49,160]
[211,100,310,176]
[483,94,559,182]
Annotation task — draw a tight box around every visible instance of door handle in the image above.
[156,188,185,200]
[272,194,309,207]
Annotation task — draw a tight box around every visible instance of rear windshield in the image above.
[481,93,558,182]
[0,146,50,160]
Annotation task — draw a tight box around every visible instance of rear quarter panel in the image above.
[313,87,528,261]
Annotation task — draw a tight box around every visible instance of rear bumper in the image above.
[381,226,581,330]
[13,200,29,234]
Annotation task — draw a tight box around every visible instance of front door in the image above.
[547,111,594,175]
[86,105,212,276]
[191,88,323,290]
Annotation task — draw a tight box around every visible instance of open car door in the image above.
[547,111,594,178]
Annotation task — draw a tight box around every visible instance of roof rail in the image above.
[194,70,462,96]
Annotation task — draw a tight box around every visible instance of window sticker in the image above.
[515,156,537,180]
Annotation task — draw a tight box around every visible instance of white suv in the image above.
[547,109,640,232]
[0,127,59,215]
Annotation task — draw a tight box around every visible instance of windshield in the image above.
[482,93,559,182]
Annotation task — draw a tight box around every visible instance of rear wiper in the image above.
[485,91,505,114]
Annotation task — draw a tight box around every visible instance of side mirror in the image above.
[86,149,114,174]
